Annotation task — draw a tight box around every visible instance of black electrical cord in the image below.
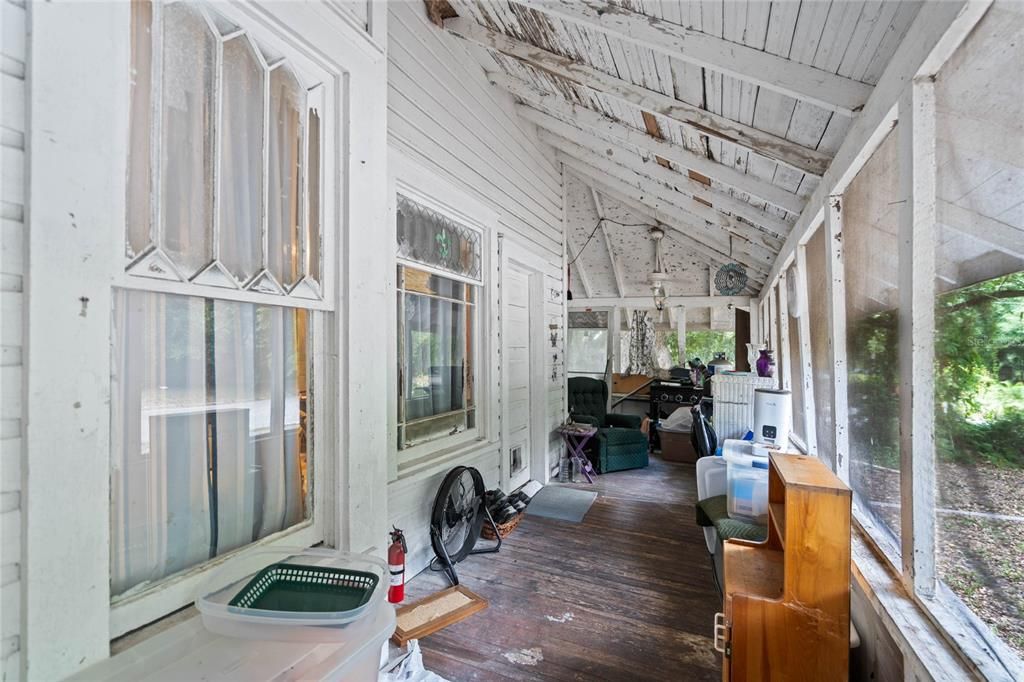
[566,217,662,266]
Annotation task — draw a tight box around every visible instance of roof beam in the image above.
[590,187,627,297]
[566,234,595,298]
[562,164,771,281]
[558,153,778,266]
[937,201,1024,260]
[444,17,832,176]
[503,75,806,215]
[534,126,793,239]
[513,0,873,116]
[557,146,782,257]
[540,128,790,243]
[570,295,751,309]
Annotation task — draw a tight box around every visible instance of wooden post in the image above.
[778,282,792,392]
[767,283,779,369]
[676,306,687,365]
[898,80,937,597]
[795,246,819,457]
[749,296,761,356]
[825,196,851,485]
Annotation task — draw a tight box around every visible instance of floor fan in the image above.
[429,466,501,585]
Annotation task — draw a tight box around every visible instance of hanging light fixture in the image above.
[648,227,668,315]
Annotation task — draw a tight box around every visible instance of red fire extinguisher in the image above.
[388,526,407,604]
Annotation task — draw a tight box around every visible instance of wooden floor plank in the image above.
[404,455,722,681]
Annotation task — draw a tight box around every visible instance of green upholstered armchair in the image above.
[567,377,649,474]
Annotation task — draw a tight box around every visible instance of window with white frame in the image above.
[805,227,836,468]
[112,0,329,597]
[928,1,1024,665]
[396,195,481,452]
[842,127,903,550]
[567,311,609,380]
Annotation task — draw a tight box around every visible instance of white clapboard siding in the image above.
[1,0,26,679]
[387,446,501,576]
[386,1,565,577]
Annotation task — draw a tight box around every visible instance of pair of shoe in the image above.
[484,489,520,524]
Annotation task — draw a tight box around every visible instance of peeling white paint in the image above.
[545,611,574,623]
[502,647,544,666]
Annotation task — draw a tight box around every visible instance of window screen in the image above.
[843,128,902,548]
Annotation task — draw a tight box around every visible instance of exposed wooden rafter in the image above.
[499,74,807,215]
[556,149,782,258]
[512,0,874,116]
[937,201,1024,261]
[423,0,457,28]
[443,17,832,176]
[562,165,771,281]
[535,126,794,239]
[589,187,627,297]
[566,233,595,298]
[569,295,751,309]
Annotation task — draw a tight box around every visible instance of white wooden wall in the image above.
[0,1,25,679]
[386,2,565,576]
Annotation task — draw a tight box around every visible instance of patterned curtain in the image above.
[626,310,655,376]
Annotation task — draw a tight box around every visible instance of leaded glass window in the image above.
[126,0,324,301]
[396,194,482,282]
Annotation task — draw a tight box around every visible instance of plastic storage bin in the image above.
[658,423,697,463]
[723,442,770,524]
[197,547,389,642]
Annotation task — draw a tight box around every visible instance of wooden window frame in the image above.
[25,2,387,677]
[110,2,341,636]
[385,149,501,482]
[395,262,482,456]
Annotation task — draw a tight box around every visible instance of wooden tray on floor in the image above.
[391,585,488,646]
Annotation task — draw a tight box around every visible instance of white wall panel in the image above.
[1,0,26,677]
[386,2,565,579]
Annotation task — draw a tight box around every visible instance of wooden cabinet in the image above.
[718,453,852,681]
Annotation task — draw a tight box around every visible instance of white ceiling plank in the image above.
[569,295,750,308]
[559,152,778,266]
[445,17,832,176]
[761,0,990,294]
[504,76,807,214]
[551,140,783,257]
[535,126,794,238]
[513,0,874,116]
[589,186,627,297]
[561,163,772,280]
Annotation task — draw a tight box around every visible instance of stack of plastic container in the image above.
[196,547,395,679]
[722,439,771,525]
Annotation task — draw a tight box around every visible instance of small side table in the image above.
[557,423,598,484]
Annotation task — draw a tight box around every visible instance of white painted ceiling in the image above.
[443,0,927,301]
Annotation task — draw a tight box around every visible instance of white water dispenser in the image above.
[753,388,791,447]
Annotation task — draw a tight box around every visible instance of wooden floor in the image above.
[403,454,722,681]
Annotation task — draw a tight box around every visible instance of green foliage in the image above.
[664,330,679,366]
[934,271,1024,468]
[845,271,1024,469]
[847,309,901,470]
[672,330,735,366]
